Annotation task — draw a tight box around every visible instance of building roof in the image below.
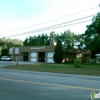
[64,48,91,54]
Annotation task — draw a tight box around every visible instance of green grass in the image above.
[3,63,100,76]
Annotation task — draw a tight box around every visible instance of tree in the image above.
[0,46,2,56]
[41,33,50,45]
[53,39,63,63]
[74,34,85,49]
[23,37,29,46]
[1,45,8,56]
[60,30,75,49]
[84,12,100,57]
[50,31,56,42]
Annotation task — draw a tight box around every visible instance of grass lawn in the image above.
[3,63,100,76]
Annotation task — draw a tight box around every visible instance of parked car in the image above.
[1,56,12,61]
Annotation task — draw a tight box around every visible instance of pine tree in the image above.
[53,40,63,63]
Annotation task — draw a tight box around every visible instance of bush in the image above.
[73,58,82,68]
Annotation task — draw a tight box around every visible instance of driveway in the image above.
[0,61,33,68]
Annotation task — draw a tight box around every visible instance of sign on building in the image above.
[9,48,14,55]
[14,47,20,55]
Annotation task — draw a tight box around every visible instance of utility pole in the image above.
[16,55,18,65]
[15,47,20,66]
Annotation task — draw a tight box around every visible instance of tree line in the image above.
[23,30,84,49]
[0,38,23,56]
[0,12,100,59]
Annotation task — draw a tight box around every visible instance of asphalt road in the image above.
[0,69,100,100]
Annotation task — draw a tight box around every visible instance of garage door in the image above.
[47,52,54,63]
[30,52,37,62]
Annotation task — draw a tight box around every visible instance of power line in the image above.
[5,20,91,38]
[0,0,66,21]
[3,14,94,38]
[0,0,86,24]
[0,0,70,22]
[1,7,97,34]
[19,20,91,36]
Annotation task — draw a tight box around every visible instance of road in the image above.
[0,69,100,100]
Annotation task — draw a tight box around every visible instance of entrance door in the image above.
[38,52,45,62]
[30,52,37,62]
[23,52,29,61]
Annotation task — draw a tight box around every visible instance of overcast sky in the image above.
[0,0,100,40]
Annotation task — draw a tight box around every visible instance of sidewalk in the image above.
[0,61,46,68]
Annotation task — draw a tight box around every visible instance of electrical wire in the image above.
[0,0,73,21]
[2,14,94,38]
[0,0,85,24]
[4,20,91,38]
[0,0,98,38]
[1,7,97,34]
[0,0,66,21]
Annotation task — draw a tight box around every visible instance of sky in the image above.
[0,0,100,40]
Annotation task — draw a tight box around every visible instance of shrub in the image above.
[73,58,82,68]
